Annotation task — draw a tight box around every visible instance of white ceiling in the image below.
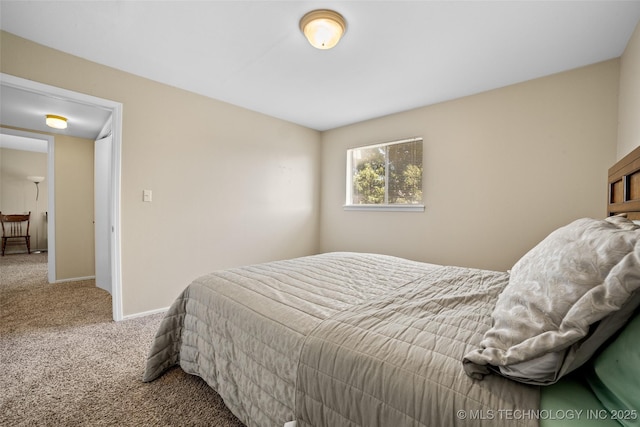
[0,132,48,153]
[1,1,640,132]
[0,84,113,140]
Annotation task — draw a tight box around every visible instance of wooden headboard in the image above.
[608,145,640,220]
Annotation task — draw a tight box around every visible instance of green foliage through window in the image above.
[347,138,423,206]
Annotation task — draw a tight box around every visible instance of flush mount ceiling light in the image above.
[45,114,67,129]
[299,9,347,50]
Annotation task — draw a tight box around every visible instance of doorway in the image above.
[0,73,124,321]
[0,128,52,258]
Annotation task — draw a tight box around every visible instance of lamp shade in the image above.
[27,175,45,184]
[45,114,68,129]
[300,9,346,50]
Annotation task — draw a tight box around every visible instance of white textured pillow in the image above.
[463,216,640,384]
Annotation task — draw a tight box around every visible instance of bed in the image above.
[143,146,640,427]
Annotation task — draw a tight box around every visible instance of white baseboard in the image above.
[121,306,169,321]
[54,275,96,283]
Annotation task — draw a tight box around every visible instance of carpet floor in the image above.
[0,253,244,426]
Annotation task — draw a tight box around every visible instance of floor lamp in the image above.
[27,175,45,253]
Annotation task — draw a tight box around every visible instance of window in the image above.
[345,137,424,211]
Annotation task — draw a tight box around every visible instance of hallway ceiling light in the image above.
[299,9,347,50]
[45,114,67,129]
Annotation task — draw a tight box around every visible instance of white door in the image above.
[94,134,112,294]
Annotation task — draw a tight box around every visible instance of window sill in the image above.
[343,204,425,212]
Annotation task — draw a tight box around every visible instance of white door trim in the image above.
[1,73,124,321]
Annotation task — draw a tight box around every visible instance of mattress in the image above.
[143,252,538,426]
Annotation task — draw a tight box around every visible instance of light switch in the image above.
[143,189,152,202]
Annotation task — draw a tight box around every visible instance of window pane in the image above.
[347,138,422,206]
[388,140,422,204]
[351,146,385,204]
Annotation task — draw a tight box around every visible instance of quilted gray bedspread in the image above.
[143,252,539,427]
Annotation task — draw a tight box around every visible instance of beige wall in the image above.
[618,20,640,160]
[54,134,95,279]
[1,31,321,316]
[320,60,620,271]
[0,147,48,252]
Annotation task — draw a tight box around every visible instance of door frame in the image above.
[1,73,124,321]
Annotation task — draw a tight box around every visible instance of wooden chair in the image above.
[0,211,31,256]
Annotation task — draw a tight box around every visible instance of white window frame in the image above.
[345,137,424,212]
